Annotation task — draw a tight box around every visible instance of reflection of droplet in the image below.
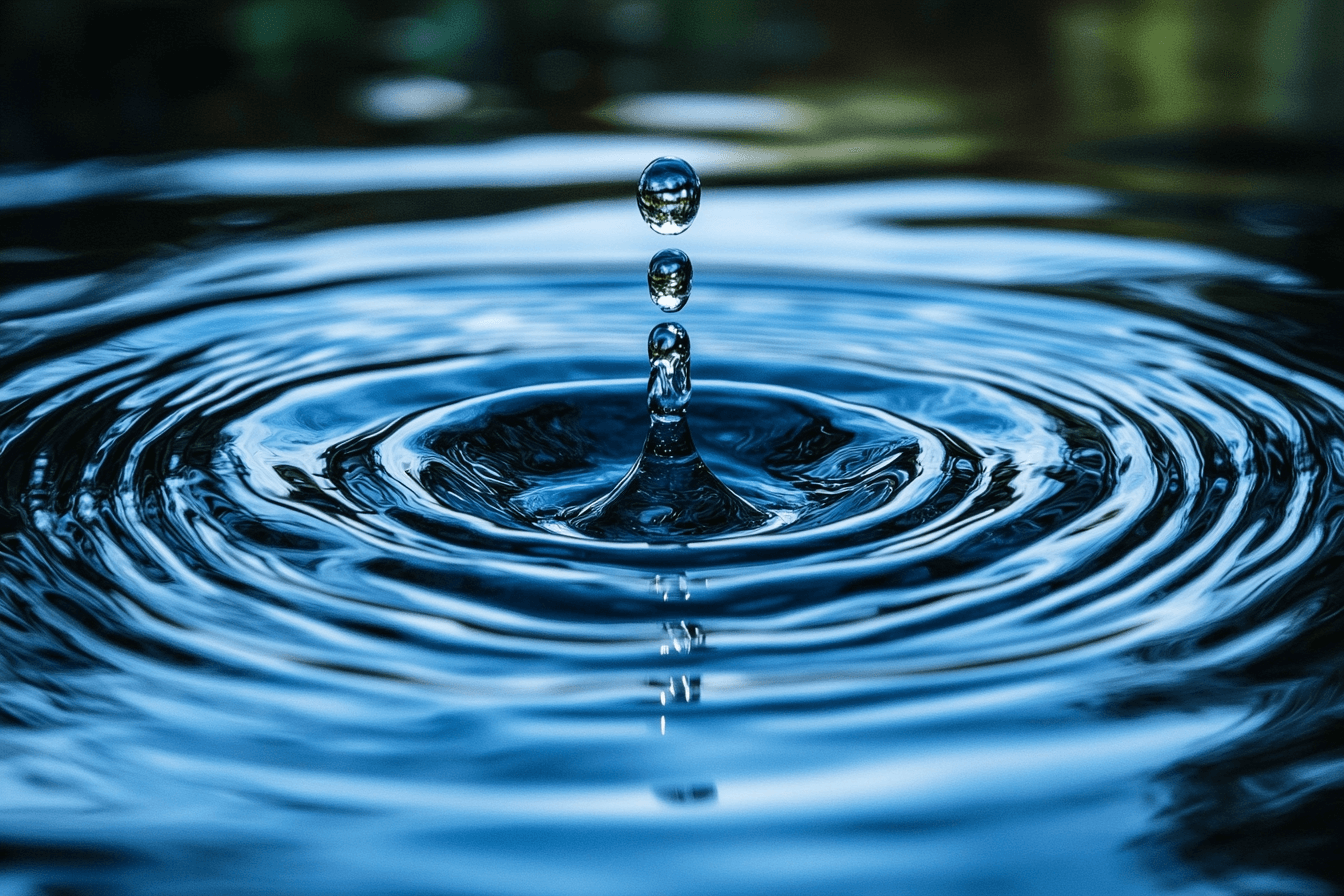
[653,574,689,602]
[648,322,690,421]
[26,453,54,534]
[655,783,717,804]
[651,675,700,704]
[647,248,692,312]
[637,157,700,235]
[660,621,704,655]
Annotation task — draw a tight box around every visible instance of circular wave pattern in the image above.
[1,183,1342,893]
[390,378,931,541]
[4,265,1340,674]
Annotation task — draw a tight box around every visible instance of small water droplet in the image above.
[647,248,692,312]
[648,321,689,360]
[637,157,701,235]
[648,322,690,421]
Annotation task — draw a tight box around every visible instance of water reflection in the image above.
[0,135,765,210]
[655,782,716,804]
[354,75,471,124]
[1129,566,1344,892]
[661,621,705,653]
[653,574,689,603]
[596,92,813,134]
[0,137,1341,896]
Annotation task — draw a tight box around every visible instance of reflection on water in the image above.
[1126,565,1344,892]
[0,143,1341,894]
[3,2,1343,893]
[594,92,813,134]
[0,136,764,211]
[354,75,472,125]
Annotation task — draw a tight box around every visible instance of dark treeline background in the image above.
[2,0,1341,173]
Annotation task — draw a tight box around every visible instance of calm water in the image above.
[1,138,1343,895]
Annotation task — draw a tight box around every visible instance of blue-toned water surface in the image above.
[1,140,1342,895]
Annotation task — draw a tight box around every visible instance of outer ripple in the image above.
[1,183,1342,895]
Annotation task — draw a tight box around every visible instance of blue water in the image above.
[1,140,1342,895]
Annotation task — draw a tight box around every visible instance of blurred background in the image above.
[2,0,1341,196]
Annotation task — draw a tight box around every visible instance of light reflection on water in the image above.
[0,144,1341,896]
[0,136,765,210]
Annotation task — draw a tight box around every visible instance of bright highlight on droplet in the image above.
[647,248,692,312]
[637,157,700,235]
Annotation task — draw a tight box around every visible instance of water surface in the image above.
[1,144,1342,895]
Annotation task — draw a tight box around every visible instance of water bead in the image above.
[648,322,691,420]
[648,321,689,361]
[647,248,693,312]
[560,160,763,537]
[637,157,701,235]
[560,166,763,537]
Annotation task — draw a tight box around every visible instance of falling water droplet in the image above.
[648,322,690,421]
[647,248,693,312]
[637,158,701,235]
[561,161,765,539]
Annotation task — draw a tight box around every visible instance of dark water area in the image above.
[3,2,1344,895]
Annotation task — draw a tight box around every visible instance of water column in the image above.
[567,158,766,540]
[640,161,709,755]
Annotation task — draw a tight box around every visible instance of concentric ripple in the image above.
[1,179,1342,895]
[5,259,1339,682]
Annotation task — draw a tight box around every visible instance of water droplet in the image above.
[648,322,690,421]
[647,248,692,312]
[637,157,701,235]
[648,321,689,360]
